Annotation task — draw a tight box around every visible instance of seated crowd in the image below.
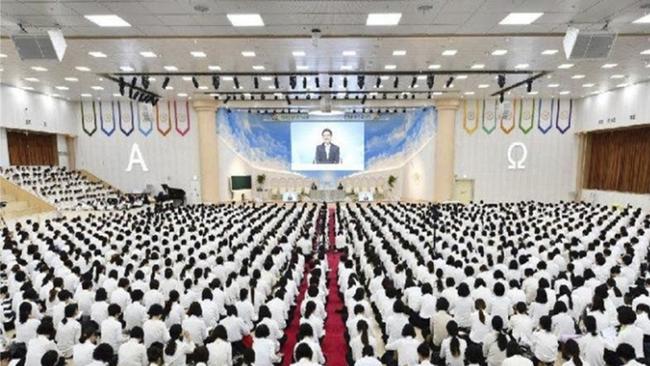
[0,200,649,366]
[0,166,145,211]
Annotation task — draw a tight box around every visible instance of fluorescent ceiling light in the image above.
[442,49,457,56]
[541,49,559,55]
[515,64,529,69]
[164,65,178,71]
[601,63,617,69]
[0,53,6,58]
[208,65,221,71]
[633,14,650,24]
[241,51,256,57]
[610,74,625,79]
[292,51,306,57]
[392,50,407,56]
[76,66,91,72]
[528,91,538,95]
[112,93,121,97]
[267,85,276,90]
[252,65,265,70]
[428,64,441,69]
[81,93,92,97]
[456,75,468,79]
[31,66,48,72]
[55,86,69,90]
[182,76,192,81]
[417,75,427,80]
[464,91,475,95]
[582,83,595,87]
[65,77,79,82]
[641,49,650,55]
[222,76,234,81]
[559,90,571,95]
[21,86,34,91]
[571,74,585,79]
[366,13,402,26]
[557,63,574,69]
[139,51,157,58]
[433,92,443,96]
[478,84,489,88]
[84,14,131,27]
[340,65,354,70]
[261,76,273,81]
[296,65,309,71]
[491,49,508,56]
[384,64,397,70]
[499,12,543,25]
[198,86,208,90]
[88,51,106,58]
[177,93,188,97]
[50,94,61,98]
[227,13,264,27]
[470,64,485,69]
[616,83,629,88]
[91,86,104,90]
[165,86,174,90]
[190,51,207,58]
[120,66,134,72]
[24,77,39,82]
[342,50,357,56]
[547,84,559,88]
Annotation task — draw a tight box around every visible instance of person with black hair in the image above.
[417,342,434,366]
[291,343,319,366]
[124,290,147,332]
[577,315,605,366]
[293,323,324,365]
[430,298,453,347]
[353,345,382,366]
[182,302,207,346]
[146,343,164,366]
[385,323,420,366]
[561,338,586,366]
[469,298,491,344]
[551,301,575,338]
[55,303,81,358]
[90,288,109,325]
[616,343,644,366]
[439,320,467,366]
[162,324,195,366]
[531,315,558,365]
[25,321,57,366]
[300,300,325,340]
[73,323,99,366]
[252,324,281,366]
[205,325,232,366]
[509,302,534,345]
[349,319,378,362]
[101,303,124,351]
[117,326,147,366]
[143,304,169,348]
[40,349,64,366]
[502,341,533,366]
[482,316,510,366]
[15,302,40,344]
[616,306,645,359]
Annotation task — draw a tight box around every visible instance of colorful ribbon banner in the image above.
[118,101,135,136]
[556,99,573,134]
[81,101,97,136]
[100,101,116,136]
[174,100,191,136]
[463,100,480,134]
[538,98,554,134]
[482,99,497,135]
[518,99,535,134]
[499,99,516,134]
[138,103,154,136]
[156,101,172,136]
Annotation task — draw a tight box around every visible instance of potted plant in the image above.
[256,174,266,192]
[388,175,397,190]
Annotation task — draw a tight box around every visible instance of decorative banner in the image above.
[100,101,116,136]
[118,101,135,136]
[538,98,554,134]
[81,101,97,136]
[156,101,172,136]
[138,103,154,136]
[499,99,516,134]
[482,99,497,135]
[174,100,191,136]
[462,99,480,134]
[518,99,535,134]
[556,99,573,134]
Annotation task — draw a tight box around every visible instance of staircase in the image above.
[0,177,56,220]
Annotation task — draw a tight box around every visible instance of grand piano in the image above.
[157,184,186,206]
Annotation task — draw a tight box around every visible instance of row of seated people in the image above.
[0,202,324,366]
[0,166,146,211]
[333,201,650,366]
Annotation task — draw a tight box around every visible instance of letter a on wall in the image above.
[125,143,149,172]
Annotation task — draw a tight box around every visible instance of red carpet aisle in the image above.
[281,261,311,366]
[322,207,349,366]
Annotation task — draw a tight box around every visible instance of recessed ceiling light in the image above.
[559,90,571,95]
[616,83,629,88]
[456,75,468,80]
[366,13,402,26]
[633,14,650,24]
[557,64,574,69]
[24,77,39,82]
[164,65,178,71]
[416,75,427,80]
[296,65,309,71]
[81,93,92,97]
[582,83,595,87]
[112,93,121,97]
[602,63,617,69]
[342,50,357,56]
[491,49,508,56]
[0,53,6,58]
[91,86,104,90]
[610,74,625,79]
[139,51,157,58]
[252,65,265,70]
[261,76,273,81]
[65,77,79,82]
[433,92,443,96]
[84,14,131,27]
[208,65,221,71]
[31,66,48,72]
[478,84,489,88]
[392,50,407,56]
[571,74,585,79]
[55,86,69,90]
[641,49,650,55]
[292,51,306,57]
[227,13,264,27]
[76,66,91,72]
[384,64,397,70]
[120,66,134,72]
[547,83,559,88]
[340,65,354,71]
[267,85,276,90]
[514,64,529,69]
[177,93,188,97]
[50,94,61,98]
[190,51,207,58]
[21,86,34,91]
[428,64,441,69]
[241,51,256,57]
[470,64,485,69]
[223,76,234,81]
[528,91,539,95]
[442,49,457,56]
[541,49,559,55]
[182,76,192,81]
[198,86,208,90]
[499,12,543,25]
[88,51,106,58]
[165,86,174,90]
[464,91,475,95]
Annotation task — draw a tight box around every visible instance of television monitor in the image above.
[230,175,252,190]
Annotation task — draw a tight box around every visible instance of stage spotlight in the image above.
[393,77,399,88]
[315,77,320,88]
[427,74,434,89]
[289,75,297,89]
[212,76,220,90]
[411,76,417,88]
[233,77,240,89]
[402,94,408,99]
[274,76,280,89]
[411,94,415,99]
[139,93,147,102]
[498,74,506,88]
[162,77,170,90]
[254,76,259,89]
[445,77,454,88]
[427,92,432,98]
[343,77,348,88]
[286,95,292,105]
[302,77,307,89]
[402,108,407,113]
[375,77,381,88]
[130,77,137,89]
[499,92,504,103]
[224,96,231,104]
[526,79,533,93]
[142,76,150,90]
[132,91,140,100]
[382,93,387,100]
[361,95,367,104]
[261,94,266,100]
[306,94,311,100]
[192,76,199,89]
[372,94,376,100]
[152,97,159,106]
[357,75,365,89]
[328,77,333,88]
[119,77,125,96]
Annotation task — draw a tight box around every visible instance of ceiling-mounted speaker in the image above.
[563,27,616,60]
[12,30,67,61]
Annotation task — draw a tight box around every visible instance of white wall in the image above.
[0,128,8,167]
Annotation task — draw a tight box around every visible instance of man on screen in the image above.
[314,128,341,164]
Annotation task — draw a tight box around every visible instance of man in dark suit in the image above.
[314,128,341,164]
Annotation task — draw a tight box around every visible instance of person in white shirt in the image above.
[205,325,233,366]
[578,316,605,366]
[353,346,382,366]
[163,324,196,366]
[615,307,645,359]
[55,303,82,358]
[90,343,115,366]
[439,321,467,366]
[616,343,645,366]
[124,290,147,331]
[551,302,576,338]
[469,298,491,344]
[73,325,99,366]
[252,324,281,366]
[15,302,40,344]
[183,302,208,346]
[293,324,325,365]
[561,338,588,366]
[501,342,534,366]
[416,343,434,366]
[430,298,453,347]
[90,289,109,325]
[117,327,147,366]
[24,322,57,366]
[110,279,131,311]
[291,343,321,366]
[349,320,379,362]
[482,316,510,366]
[101,304,125,351]
[531,315,558,365]
[143,304,170,348]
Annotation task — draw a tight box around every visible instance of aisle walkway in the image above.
[280,262,311,366]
